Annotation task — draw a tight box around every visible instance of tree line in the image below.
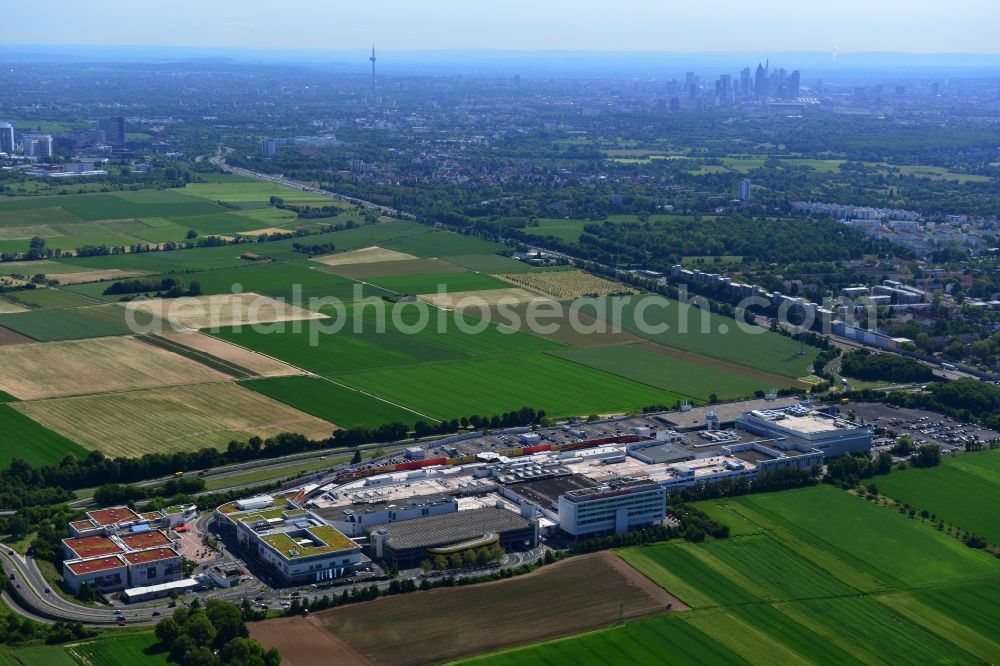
[0,408,548,510]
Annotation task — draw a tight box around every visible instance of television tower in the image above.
[369,45,376,85]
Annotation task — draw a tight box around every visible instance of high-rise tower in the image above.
[370,45,376,85]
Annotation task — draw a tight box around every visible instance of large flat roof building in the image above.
[737,406,871,457]
[368,507,537,569]
[218,500,366,585]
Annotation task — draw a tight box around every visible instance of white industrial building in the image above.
[557,480,666,537]
[736,406,871,457]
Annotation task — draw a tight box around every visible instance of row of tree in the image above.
[0,407,549,510]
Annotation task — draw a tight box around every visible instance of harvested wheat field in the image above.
[496,269,636,299]
[0,299,29,314]
[251,552,683,666]
[53,269,149,285]
[14,382,336,457]
[124,293,327,330]
[0,336,228,400]
[417,287,551,310]
[158,330,305,377]
[236,227,291,237]
[321,257,463,280]
[311,246,417,267]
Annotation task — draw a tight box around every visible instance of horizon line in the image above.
[3,43,1000,57]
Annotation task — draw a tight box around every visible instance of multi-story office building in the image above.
[0,122,14,154]
[21,133,53,158]
[557,480,666,537]
[98,116,126,145]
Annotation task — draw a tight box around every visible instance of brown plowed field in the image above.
[0,325,32,346]
[250,552,685,666]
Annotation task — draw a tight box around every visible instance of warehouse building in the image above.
[737,405,871,457]
[367,507,537,569]
[315,494,459,538]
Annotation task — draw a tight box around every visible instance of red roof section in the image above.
[63,536,122,559]
[119,530,171,550]
[87,507,140,526]
[123,547,179,565]
[66,556,125,575]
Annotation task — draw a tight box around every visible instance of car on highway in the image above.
[152,611,161,617]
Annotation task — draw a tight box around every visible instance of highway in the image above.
[0,548,160,625]
[209,150,413,220]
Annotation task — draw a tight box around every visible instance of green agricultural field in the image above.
[260,219,432,256]
[212,315,460,375]
[240,376,424,428]
[901,580,1000,660]
[738,485,998,588]
[0,191,222,221]
[161,212,273,236]
[784,158,846,173]
[441,253,537,274]
[470,484,1000,665]
[0,405,87,467]
[0,206,83,228]
[367,270,509,295]
[213,302,561,376]
[0,233,152,255]
[551,343,793,402]
[462,613,750,666]
[70,261,386,305]
[523,218,591,243]
[616,543,760,609]
[0,190,232,254]
[875,449,1000,544]
[720,157,766,172]
[182,181,334,205]
[603,294,818,379]
[382,230,500,257]
[690,535,858,601]
[66,632,169,666]
[230,206,300,226]
[606,294,817,379]
[0,287,100,309]
[0,304,150,341]
[0,260,93,275]
[129,223,191,244]
[319,257,464,280]
[55,245,259,273]
[337,352,682,420]
[4,645,79,666]
[789,595,980,664]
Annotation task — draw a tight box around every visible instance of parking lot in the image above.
[847,401,1000,453]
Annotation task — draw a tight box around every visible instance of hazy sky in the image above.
[9,0,1000,53]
